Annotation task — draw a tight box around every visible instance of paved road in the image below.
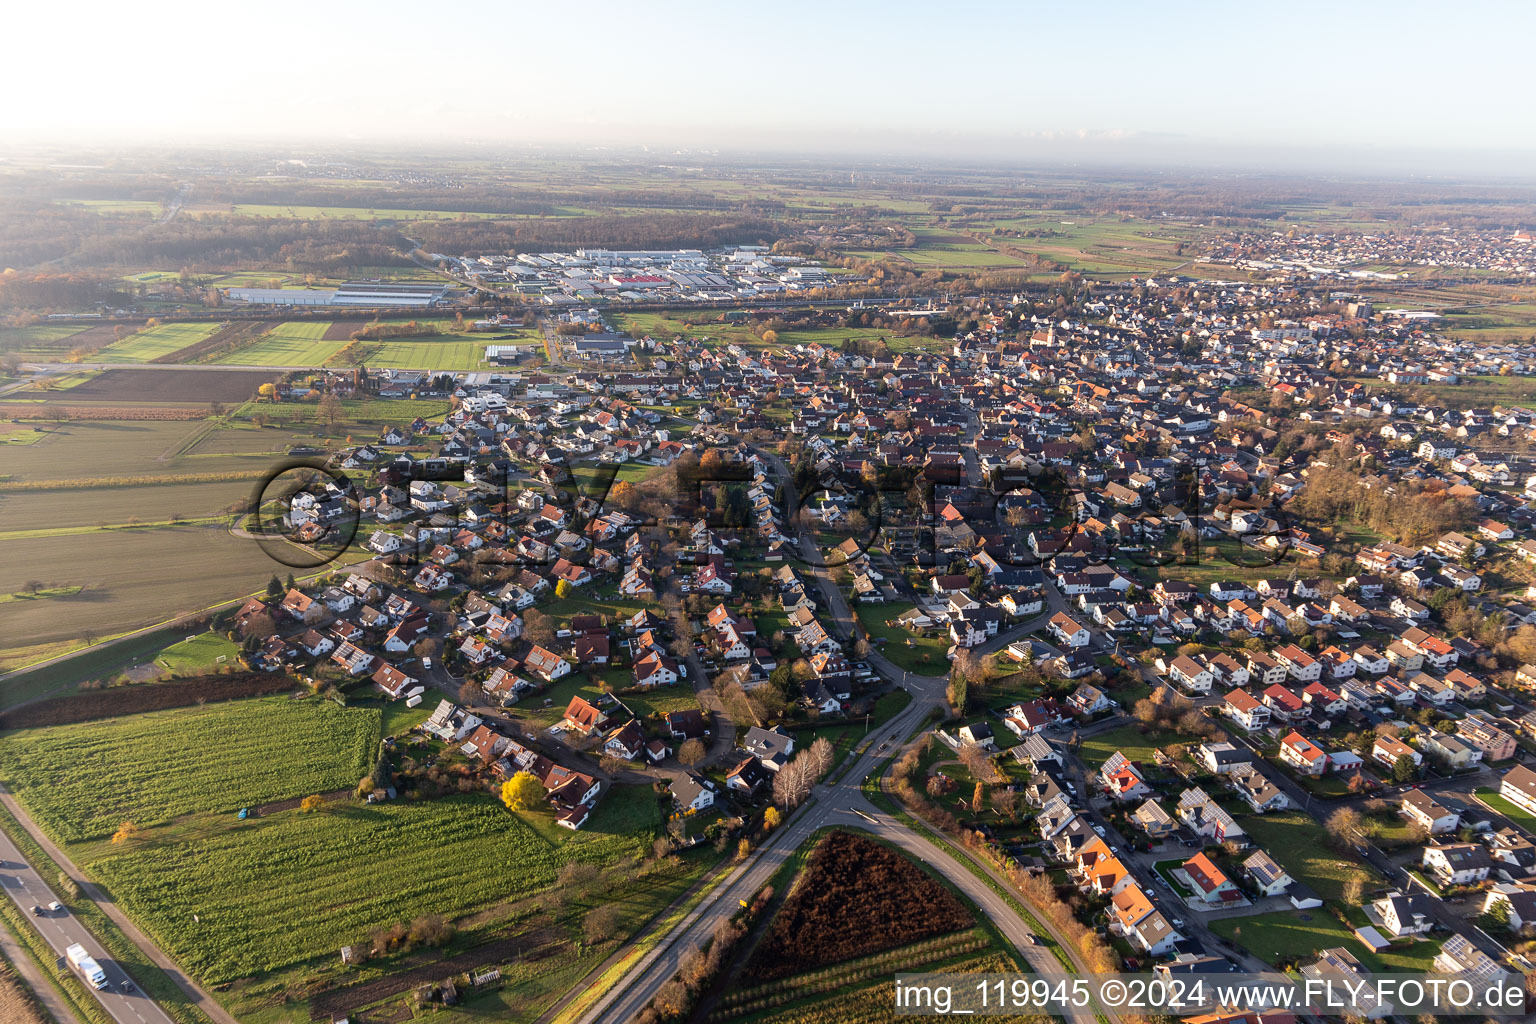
[0,912,84,1024]
[0,825,175,1024]
[0,786,238,1024]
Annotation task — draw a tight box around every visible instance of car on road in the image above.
[46,901,62,913]
[119,979,134,993]
[422,658,432,670]
[30,904,43,916]
[1092,825,1106,837]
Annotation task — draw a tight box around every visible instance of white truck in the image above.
[65,943,108,990]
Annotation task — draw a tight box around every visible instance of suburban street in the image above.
[571,451,1126,1024]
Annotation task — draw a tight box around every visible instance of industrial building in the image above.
[226,280,452,307]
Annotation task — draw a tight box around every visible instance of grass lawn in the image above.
[0,624,191,710]
[1475,787,1536,833]
[1210,909,1440,972]
[855,602,951,675]
[151,631,241,675]
[1238,810,1379,902]
[0,696,379,841]
[1078,723,1195,769]
[1152,858,1195,897]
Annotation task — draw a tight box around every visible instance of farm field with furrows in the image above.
[0,523,310,648]
[85,787,663,983]
[0,697,380,840]
[0,479,253,531]
[0,419,265,481]
[40,367,275,405]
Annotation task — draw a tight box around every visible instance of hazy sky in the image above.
[7,0,1533,173]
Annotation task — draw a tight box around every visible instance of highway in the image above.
[0,829,174,1024]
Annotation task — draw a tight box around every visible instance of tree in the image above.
[737,838,752,859]
[610,480,640,511]
[763,806,782,831]
[317,393,343,430]
[555,578,573,599]
[946,675,969,716]
[300,794,325,813]
[241,611,277,640]
[677,738,706,766]
[500,771,544,811]
[523,609,555,648]
[110,821,142,845]
[266,575,284,600]
[1324,806,1364,850]
[414,636,439,660]
[1392,754,1417,783]
[583,904,622,944]
[972,781,985,812]
[458,679,481,705]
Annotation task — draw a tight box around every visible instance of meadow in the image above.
[0,324,93,358]
[1238,810,1379,902]
[0,697,379,840]
[86,787,661,983]
[95,323,226,363]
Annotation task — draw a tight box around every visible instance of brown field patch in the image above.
[49,368,277,404]
[0,404,207,420]
[52,324,122,356]
[0,671,299,729]
[744,830,970,982]
[323,321,371,341]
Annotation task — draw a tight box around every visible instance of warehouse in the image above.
[225,280,451,307]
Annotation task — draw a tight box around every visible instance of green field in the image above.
[1211,909,1439,972]
[212,321,347,365]
[855,602,952,674]
[0,324,93,358]
[356,338,490,370]
[1077,723,1194,768]
[87,786,661,983]
[95,323,225,363]
[211,321,517,370]
[226,204,502,221]
[0,697,378,840]
[150,630,242,674]
[1238,810,1379,902]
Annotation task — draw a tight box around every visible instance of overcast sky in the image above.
[7,0,1533,175]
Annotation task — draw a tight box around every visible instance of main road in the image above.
[0,822,176,1024]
